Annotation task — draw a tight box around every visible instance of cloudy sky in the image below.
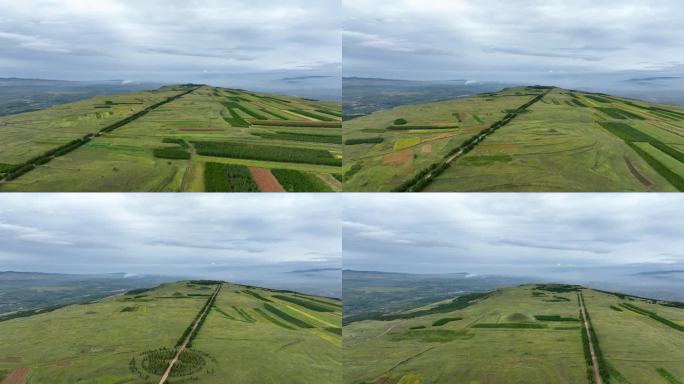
[343,194,684,291]
[344,0,684,90]
[0,0,340,96]
[0,194,341,293]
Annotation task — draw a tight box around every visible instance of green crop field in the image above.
[343,284,684,384]
[0,281,341,383]
[343,86,684,191]
[0,85,341,192]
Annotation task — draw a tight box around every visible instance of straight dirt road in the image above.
[158,284,221,384]
[579,292,603,384]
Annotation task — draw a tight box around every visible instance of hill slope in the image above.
[0,280,341,383]
[343,86,684,192]
[343,284,684,384]
[0,85,341,192]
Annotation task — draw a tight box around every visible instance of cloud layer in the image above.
[0,0,340,87]
[343,194,684,278]
[344,0,684,83]
[0,194,341,279]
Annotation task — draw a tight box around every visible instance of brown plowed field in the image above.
[382,150,413,166]
[1,368,28,384]
[421,144,432,153]
[249,167,285,192]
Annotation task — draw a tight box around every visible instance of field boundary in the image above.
[158,283,220,384]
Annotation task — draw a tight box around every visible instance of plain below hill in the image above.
[0,280,341,384]
[344,283,684,384]
[343,86,684,192]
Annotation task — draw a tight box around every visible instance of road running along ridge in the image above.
[158,283,221,384]
[579,292,603,384]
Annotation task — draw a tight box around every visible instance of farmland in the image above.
[0,280,341,383]
[344,284,684,384]
[343,86,684,191]
[0,85,341,192]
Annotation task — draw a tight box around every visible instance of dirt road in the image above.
[158,284,221,384]
[579,293,603,384]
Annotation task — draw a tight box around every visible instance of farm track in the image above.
[0,87,199,183]
[0,368,28,384]
[579,293,603,384]
[158,284,221,384]
[402,90,550,192]
[624,156,652,186]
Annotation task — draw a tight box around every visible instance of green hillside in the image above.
[0,85,341,192]
[343,86,684,192]
[344,284,684,384]
[0,281,341,383]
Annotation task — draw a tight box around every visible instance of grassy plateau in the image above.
[344,284,684,384]
[0,85,341,192]
[0,280,341,383]
[343,86,684,191]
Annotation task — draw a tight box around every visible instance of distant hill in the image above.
[344,85,684,192]
[0,77,163,116]
[344,283,684,384]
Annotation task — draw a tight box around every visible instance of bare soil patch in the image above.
[1,368,28,384]
[458,112,468,121]
[249,167,285,192]
[431,121,456,126]
[382,150,413,166]
[421,144,433,153]
[624,156,652,187]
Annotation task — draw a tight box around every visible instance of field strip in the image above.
[1,87,198,183]
[397,90,551,192]
[158,284,221,384]
[579,293,603,384]
[285,305,337,328]
[387,347,435,372]
[0,367,29,384]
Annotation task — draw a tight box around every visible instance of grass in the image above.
[389,329,472,343]
[471,323,546,329]
[272,294,337,312]
[271,169,334,192]
[657,368,683,384]
[344,285,684,384]
[0,86,340,192]
[394,137,421,151]
[344,86,683,192]
[533,315,579,322]
[263,303,314,329]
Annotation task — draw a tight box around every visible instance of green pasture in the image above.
[0,86,341,192]
[343,86,684,191]
[0,281,341,383]
[343,285,684,384]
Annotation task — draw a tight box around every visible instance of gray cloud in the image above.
[0,0,341,95]
[0,194,341,279]
[343,194,684,279]
[343,0,684,89]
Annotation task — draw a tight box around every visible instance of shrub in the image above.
[271,169,333,192]
[394,118,408,125]
[272,294,336,312]
[344,137,384,145]
[193,141,340,166]
[203,162,258,192]
[534,315,579,322]
[252,131,341,144]
[288,109,335,121]
[263,303,313,328]
[432,317,463,326]
[153,147,191,160]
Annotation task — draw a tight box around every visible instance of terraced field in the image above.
[0,281,342,383]
[343,86,684,191]
[344,284,684,384]
[0,85,342,192]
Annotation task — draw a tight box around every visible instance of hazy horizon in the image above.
[344,0,684,105]
[343,194,684,301]
[0,194,342,296]
[0,0,341,100]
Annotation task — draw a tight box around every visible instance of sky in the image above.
[0,0,341,98]
[0,194,341,295]
[343,0,684,97]
[343,194,684,296]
